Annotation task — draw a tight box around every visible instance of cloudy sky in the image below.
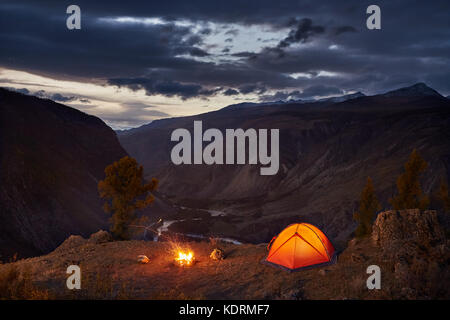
[1,1,449,129]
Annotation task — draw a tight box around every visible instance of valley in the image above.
[1,83,449,259]
[119,83,450,248]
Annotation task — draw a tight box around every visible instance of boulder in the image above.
[88,230,113,244]
[210,248,225,261]
[137,255,150,264]
[318,269,327,276]
[371,209,445,248]
[371,209,449,297]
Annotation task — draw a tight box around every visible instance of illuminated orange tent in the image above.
[263,223,336,272]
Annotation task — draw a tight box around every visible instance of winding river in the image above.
[153,208,242,245]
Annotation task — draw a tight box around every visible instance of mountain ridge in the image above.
[117,83,444,135]
[381,82,443,98]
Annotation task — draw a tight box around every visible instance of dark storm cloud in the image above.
[107,77,220,100]
[231,52,257,58]
[185,34,203,46]
[199,27,212,35]
[278,18,325,48]
[0,0,330,25]
[333,25,358,36]
[223,88,239,96]
[138,62,300,90]
[0,4,206,79]
[239,84,267,95]
[1,0,450,103]
[298,85,344,98]
[189,47,210,57]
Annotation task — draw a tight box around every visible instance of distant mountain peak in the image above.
[319,91,365,103]
[382,82,443,98]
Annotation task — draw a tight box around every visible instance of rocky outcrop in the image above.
[88,230,113,244]
[372,209,445,248]
[371,209,449,299]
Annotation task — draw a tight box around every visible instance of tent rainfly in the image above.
[263,223,336,272]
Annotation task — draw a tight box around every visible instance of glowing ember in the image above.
[175,250,195,267]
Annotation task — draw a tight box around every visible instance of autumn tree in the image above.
[98,156,158,240]
[390,149,429,210]
[437,179,450,213]
[353,177,381,238]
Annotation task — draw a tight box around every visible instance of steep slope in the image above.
[0,88,127,258]
[118,84,450,246]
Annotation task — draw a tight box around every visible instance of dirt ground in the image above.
[0,236,422,300]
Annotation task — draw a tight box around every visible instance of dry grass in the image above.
[0,263,50,300]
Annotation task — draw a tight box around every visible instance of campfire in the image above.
[175,250,195,267]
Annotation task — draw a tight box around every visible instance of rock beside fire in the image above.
[137,255,150,264]
[210,248,225,261]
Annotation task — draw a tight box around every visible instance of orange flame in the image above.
[175,250,195,266]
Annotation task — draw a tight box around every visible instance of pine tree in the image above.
[390,149,429,210]
[353,177,381,238]
[437,179,450,213]
[98,156,158,240]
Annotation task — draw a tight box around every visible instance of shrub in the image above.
[390,149,429,210]
[353,177,381,237]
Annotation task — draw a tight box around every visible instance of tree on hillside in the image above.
[353,177,381,238]
[98,156,158,240]
[437,179,450,213]
[390,149,429,210]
